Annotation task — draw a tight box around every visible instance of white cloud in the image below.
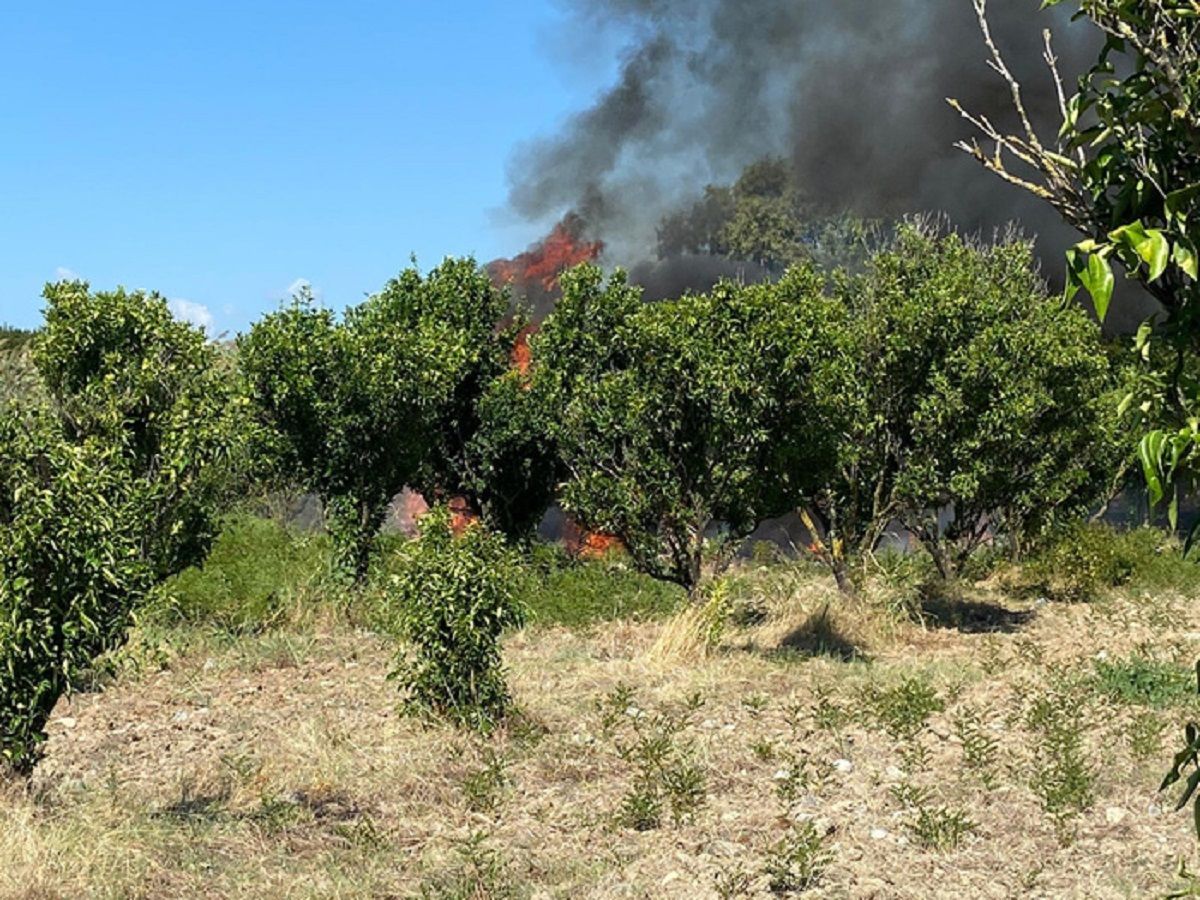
[53,266,80,282]
[283,278,321,302]
[169,298,215,335]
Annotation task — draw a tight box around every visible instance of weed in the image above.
[251,792,304,833]
[762,821,832,894]
[1127,711,1167,760]
[954,705,1000,789]
[713,864,754,899]
[751,738,778,762]
[810,688,849,734]
[1092,654,1194,708]
[418,830,521,900]
[889,782,932,810]
[743,693,770,716]
[867,675,944,741]
[334,815,390,852]
[1026,689,1094,841]
[774,751,813,809]
[461,750,511,813]
[890,779,975,851]
[616,782,663,831]
[602,687,707,829]
[910,804,976,851]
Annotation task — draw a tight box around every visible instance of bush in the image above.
[150,515,328,633]
[388,507,526,730]
[1,283,237,774]
[520,545,682,628]
[1092,654,1195,709]
[1024,523,1170,603]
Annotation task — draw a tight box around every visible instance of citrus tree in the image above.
[1,283,238,774]
[953,0,1200,528]
[537,264,842,598]
[240,260,502,581]
[806,225,1123,587]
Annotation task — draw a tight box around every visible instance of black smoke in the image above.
[507,0,1148,327]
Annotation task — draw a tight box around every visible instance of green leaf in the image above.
[1078,250,1115,321]
[1174,241,1199,280]
[1166,185,1200,226]
[1139,431,1167,507]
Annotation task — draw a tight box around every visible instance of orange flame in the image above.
[487,213,604,304]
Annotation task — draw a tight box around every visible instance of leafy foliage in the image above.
[956,0,1200,529]
[388,507,526,730]
[240,260,497,581]
[1161,663,1200,839]
[422,364,562,543]
[1093,654,1194,709]
[0,283,237,773]
[1023,522,1155,603]
[811,224,1123,583]
[0,327,40,407]
[537,263,842,595]
[657,157,883,273]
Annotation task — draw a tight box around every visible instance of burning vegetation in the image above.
[486,213,605,317]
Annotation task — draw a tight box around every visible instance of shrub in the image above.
[388,507,526,730]
[520,546,682,628]
[537,263,842,597]
[150,514,328,633]
[1024,523,1167,603]
[598,686,708,830]
[762,821,832,894]
[1026,688,1094,840]
[1,283,237,774]
[1092,654,1194,709]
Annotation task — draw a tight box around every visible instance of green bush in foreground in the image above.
[388,507,526,730]
[1,283,238,774]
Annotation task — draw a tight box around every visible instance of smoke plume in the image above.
[506,0,1148,320]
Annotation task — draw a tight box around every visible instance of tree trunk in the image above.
[831,554,857,598]
[799,506,856,597]
[927,539,957,581]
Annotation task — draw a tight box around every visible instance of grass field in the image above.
[4,521,1200,898]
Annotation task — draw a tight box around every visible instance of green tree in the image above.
[1,283,238,774]
[657,157,883,272]
[808,225,1122,586]
[0,327,40,406]
[411,301,562,543]
[537,264,841,597]
[953,0,1200,525]
[240,259,501,582]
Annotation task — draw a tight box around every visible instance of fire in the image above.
[447,495,480,535]
[487,213,604,308]
[510,324,538,378]
[562,517,625,559]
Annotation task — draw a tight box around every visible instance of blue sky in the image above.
[0,2,620,334]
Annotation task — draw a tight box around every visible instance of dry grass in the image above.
[4,567,1200,898]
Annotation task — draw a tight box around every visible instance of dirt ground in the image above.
[3,569,1200,898]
